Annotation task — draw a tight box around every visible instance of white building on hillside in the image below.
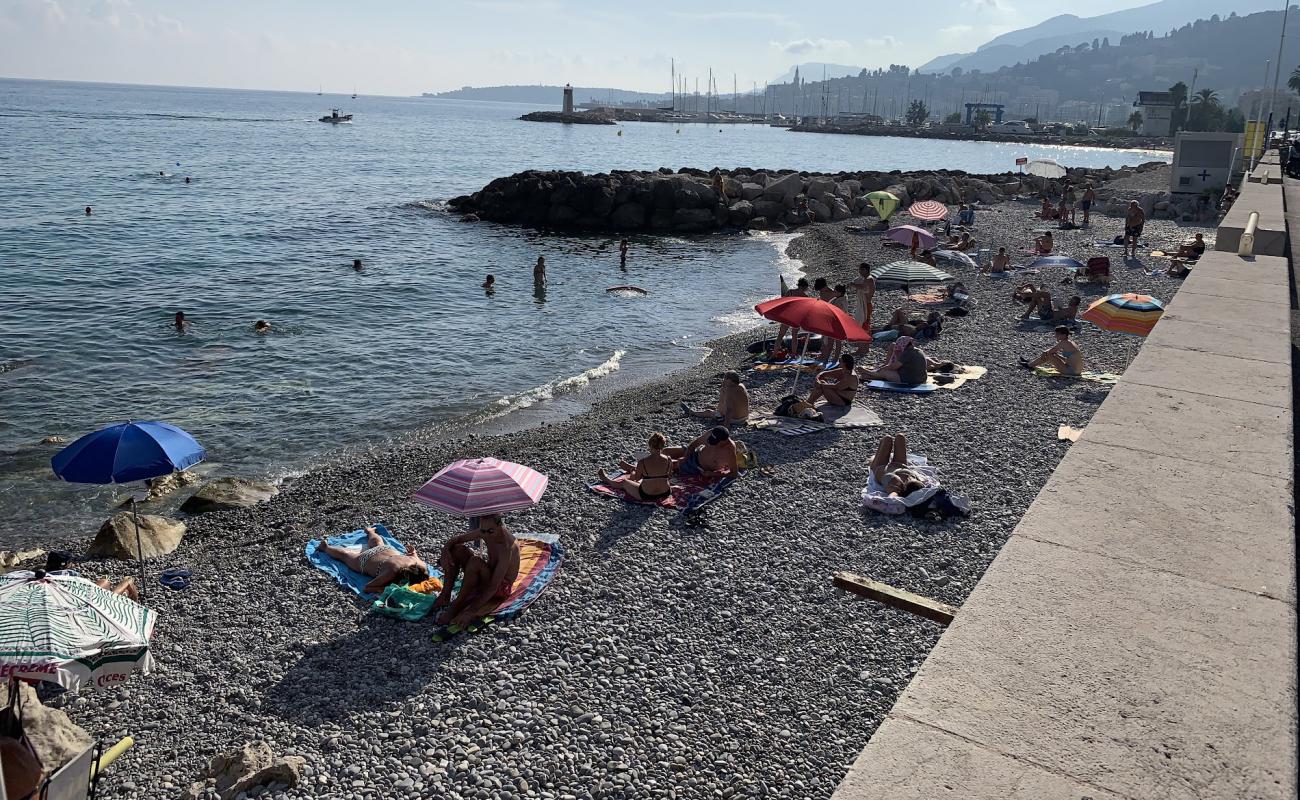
[1134,91,1175,136]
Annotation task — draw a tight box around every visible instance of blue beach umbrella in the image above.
[52,421,205,596]
[1027,256,1084,270]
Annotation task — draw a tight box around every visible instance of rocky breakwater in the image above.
[447,164,1166,233]
[519,111,615,125]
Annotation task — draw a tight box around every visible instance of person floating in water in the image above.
[159,171,165,177]
[84,206,92,216]
[483,275,495,295]
[533,256,546,284]
[353,258,363,271]
[185,176,191,184]
[619,238,629,265]
[254,320,271,334]
[174,311,189,332]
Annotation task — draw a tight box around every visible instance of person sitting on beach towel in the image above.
[1021,291,1079,323]
[941,232,974,252]
[807,353,859,407]
[1020,325,1084,376]
[684,371,749,425]
[1033,231,1053,255]
[859,335,928,386]
[433,514,520,627]
[1012,282,1038,304]
[316,526,430,595]
[597,432,674,502]
[666,426,738,481]
[984,247,1010,275]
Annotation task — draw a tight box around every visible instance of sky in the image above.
[0,0,1224,96]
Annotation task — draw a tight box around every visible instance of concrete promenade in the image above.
[832,181,1296,799]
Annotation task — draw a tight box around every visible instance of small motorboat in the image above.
[319,109,352,123]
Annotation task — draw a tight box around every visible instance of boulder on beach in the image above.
[0,549,47,572]
[180,477,278,515]
[89,513,186,560]
[184,741,306,800]
[16,683,94,773]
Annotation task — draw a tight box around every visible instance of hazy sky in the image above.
[0,0,1226,96]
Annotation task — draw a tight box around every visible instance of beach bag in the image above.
[945,307,969,317]
[372,584,439,622]
[1112,235,1125,245]
[775,395,823,422]
[907,488,972,520]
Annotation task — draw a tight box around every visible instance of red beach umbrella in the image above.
[754,296,872,343]
[908,200,949,221]
[412,458,549,516]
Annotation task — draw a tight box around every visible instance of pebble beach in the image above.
[52,175,1213,800]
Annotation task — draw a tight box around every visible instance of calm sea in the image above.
[0,78,1170,543]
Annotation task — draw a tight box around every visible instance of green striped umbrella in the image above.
[0,572,156,692]
[870,260,954,288]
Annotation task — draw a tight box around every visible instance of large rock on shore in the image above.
[90,513,186,560]
[180,477,278,515]
[17,683,94,772]
[446,163,1168,233]
[184,741,306,800]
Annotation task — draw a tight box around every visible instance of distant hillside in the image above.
[770,63,865,84]
[425,85,668,106]
[919,0,1276,74]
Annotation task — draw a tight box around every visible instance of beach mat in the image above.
[865,380,938,394]
[306,524,441,601]
[906,292,947,304]
[429,533,565,641]
[752,359,835,373]
[749,404,884,434]
[587,472,724,508]
[1033,366,1121,384]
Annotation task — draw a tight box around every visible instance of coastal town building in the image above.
[1134,91,1176,136]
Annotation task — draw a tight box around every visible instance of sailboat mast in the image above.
[671,58,675,112]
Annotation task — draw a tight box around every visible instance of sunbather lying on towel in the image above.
[807,353,860,406]
[870,434,929,499]
[683,371,750,424]
[433,514,520,627]
[316,526,429,595]
[1020,325,1084,376]
[666,426,738,481]
[598,432,674,502]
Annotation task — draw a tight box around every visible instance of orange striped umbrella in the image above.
[1081,293,1165,337]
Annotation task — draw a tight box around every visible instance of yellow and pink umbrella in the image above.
[1081,293,1165,337]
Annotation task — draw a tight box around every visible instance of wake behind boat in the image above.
[319,109,352,123]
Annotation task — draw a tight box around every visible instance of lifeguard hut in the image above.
[964,103,1004,126]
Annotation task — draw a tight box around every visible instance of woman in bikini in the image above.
[869,434,927,499]
[807,353,859,406]
[1020,325,1085,376]
[316,526,429,594]
[598,432,673,502]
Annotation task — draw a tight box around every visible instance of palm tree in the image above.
[1127,110,1143,132]
[1192,88,1220,108]
[1190,88,1222,131]
[1290,66,1300,94]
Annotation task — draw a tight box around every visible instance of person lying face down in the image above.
[433,514,521,628]
[664,426,738,481]
[316,526,429,595]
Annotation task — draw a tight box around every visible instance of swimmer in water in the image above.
[174,311,188,331]
[619,238,629,264]
[353,258,363,271]
[254,320,271,334]
[483,275,495,294]
[85,206,92,216]
[185,176,191,184]
[159,171,165,177]
[533,257,546,284]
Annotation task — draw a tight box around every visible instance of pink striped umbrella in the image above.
[412,458,549,516]
[908,200,949,221]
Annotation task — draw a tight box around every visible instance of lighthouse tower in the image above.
[562,84,574,114]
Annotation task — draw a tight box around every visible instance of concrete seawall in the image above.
[832,171,1296,799]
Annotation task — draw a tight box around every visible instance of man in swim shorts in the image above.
[683,371,750,424]
[667,426,738,480]
[1124,200,1146,259]
[433,514,520,627]
[316,526,429,595]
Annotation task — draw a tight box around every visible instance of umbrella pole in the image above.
[131,498,146,600]
[790,333,812,393]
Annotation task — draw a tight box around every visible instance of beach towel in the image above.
[749,404,883,434]
[752,359,834,373]
[906,292,947,304]
[587,472,729,509]
[429,533,565,641]
[1032,366,1121,384]
[864,380,938,394]
[306,524,441,601]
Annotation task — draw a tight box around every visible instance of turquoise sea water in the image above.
[0,78,1170,542]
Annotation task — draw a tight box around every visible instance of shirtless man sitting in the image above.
[433,514,520,627]
[316,526,429,595]
[807,353,860,407]
[666,426,739,481]
[683,371,750,424]
[1033,231,1053,255]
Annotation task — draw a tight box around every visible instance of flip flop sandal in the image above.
[158,567,191,591]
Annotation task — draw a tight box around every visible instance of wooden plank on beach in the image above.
[832,571,957,626]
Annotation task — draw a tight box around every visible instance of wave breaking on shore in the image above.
[487,349,627,418]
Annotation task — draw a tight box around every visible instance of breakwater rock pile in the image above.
[448,163,1169,233]
[519,111,616,125]
[790,123,1170,152]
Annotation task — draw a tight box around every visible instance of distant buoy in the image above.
[606,285,648,294]
[676,129,680,134]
